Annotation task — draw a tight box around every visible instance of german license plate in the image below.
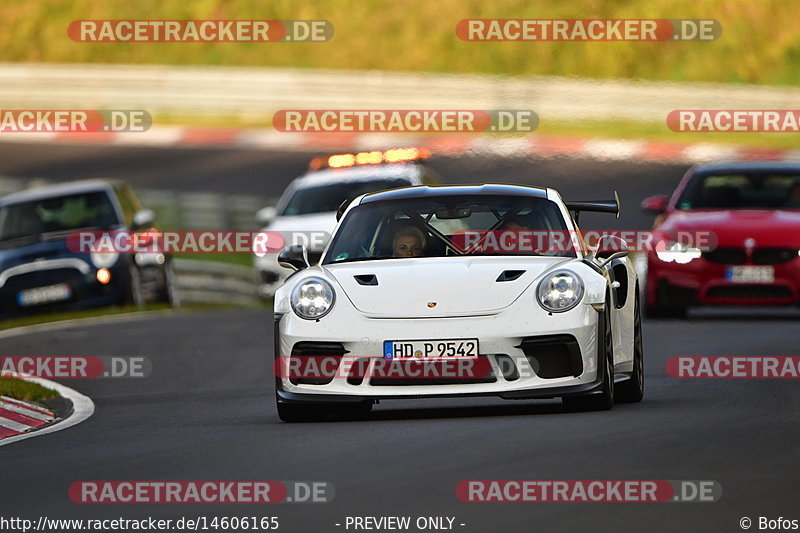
[17,283,72,307]
[383,339,479,360]
[726,266,774,283]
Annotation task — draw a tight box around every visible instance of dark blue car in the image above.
[0,179,177,318]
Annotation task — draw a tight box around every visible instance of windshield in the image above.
[324,194,575,263]
[280,178,412,216]
[677,172,800,210]
[0,191,120,241]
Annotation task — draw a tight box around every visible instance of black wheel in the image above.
[563,297,614,411]
[126,264,146,308]
[157,261,180,308]
[276,401,329,422]
[617,292,644,403]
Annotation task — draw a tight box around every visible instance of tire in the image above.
[617,292,644,403]
[126,264,146,308]
[276,401,330,423]
[157,261,180,308]
[563,297,614,411]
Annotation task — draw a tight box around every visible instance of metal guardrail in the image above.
[173,258,260,305]
[2,63,800,123]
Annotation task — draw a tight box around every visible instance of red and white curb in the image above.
[1,127,799,164]
[0,378,94,447]
[0,395,55,438]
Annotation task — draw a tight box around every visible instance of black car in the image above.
[0,179,177,318]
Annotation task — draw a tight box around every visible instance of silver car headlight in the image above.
[290,276,335,320]
[90,251,119,269]
[537,269,584,313]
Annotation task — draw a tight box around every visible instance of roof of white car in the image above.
[360,184,549,204]
[292,163,423,189]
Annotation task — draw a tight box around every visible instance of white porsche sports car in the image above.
[273,184,643,422]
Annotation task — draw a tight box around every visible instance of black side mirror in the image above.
[594,235,630,267]
[278,244,310,271]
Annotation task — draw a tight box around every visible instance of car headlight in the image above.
[290,277,335,320]
[537,270,584,313]
[655,241,702,264]
[90,251,119,268]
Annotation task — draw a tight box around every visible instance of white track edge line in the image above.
[0,377,94,447]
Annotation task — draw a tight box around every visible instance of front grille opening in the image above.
[518,335,583,379]
[707,285,794,299]
[753,248,797,265]
[4,268,85,292]
[289,342,347,385]
[703,248,747,264]
[703,248,797,266]
[369,356,496,386]
[494,354,519,381]
[347,357,371,386]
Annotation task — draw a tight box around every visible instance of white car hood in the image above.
[325,256,572,318]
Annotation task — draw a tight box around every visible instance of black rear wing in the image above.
[565,191,620,221]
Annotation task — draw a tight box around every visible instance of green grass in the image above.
[173,252,254,267]
[4,0,800,85]
[0,377,58,402]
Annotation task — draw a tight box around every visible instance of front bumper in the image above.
[274,303,602,403]
[0,260,128,317]
[646,253,800,307]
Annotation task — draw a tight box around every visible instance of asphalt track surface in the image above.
[1,142,799,532]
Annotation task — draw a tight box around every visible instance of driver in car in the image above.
[393,225,426,257]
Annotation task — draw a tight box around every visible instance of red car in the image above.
[642,161,800,317]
